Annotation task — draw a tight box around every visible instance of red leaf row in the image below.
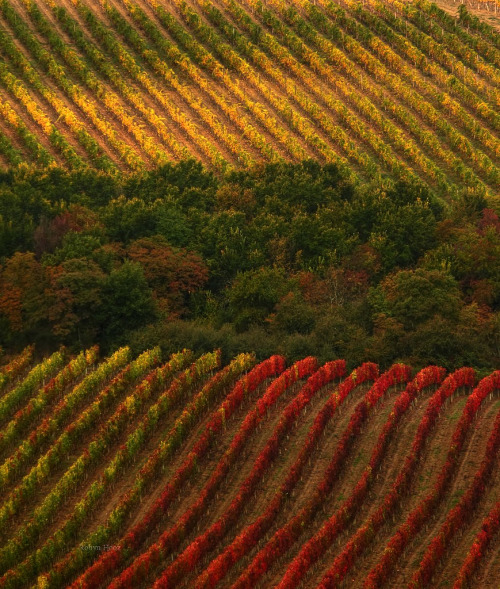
[232,363,414,589]
[109,357,320,587]
[151,359,345,589]
[319,369,497,589]
[410,374,500,588]
[193,363,379,589]
[276,365,446,589]
[67,355,286,589]
[452,499,500,589]
[364,367,477,589]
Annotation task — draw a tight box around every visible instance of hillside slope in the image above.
[0,0,498,201]
[0,348,498,588]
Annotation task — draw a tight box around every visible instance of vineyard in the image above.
[0,0,497,202]
[0,346,497,588]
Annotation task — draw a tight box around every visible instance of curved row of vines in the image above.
[0,345,498,588]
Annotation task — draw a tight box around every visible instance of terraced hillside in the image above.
[0,0,498,202]
[0,346,498,588]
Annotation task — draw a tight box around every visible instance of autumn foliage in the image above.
[0,347,497,589]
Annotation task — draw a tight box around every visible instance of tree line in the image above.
[0,159,498,369]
